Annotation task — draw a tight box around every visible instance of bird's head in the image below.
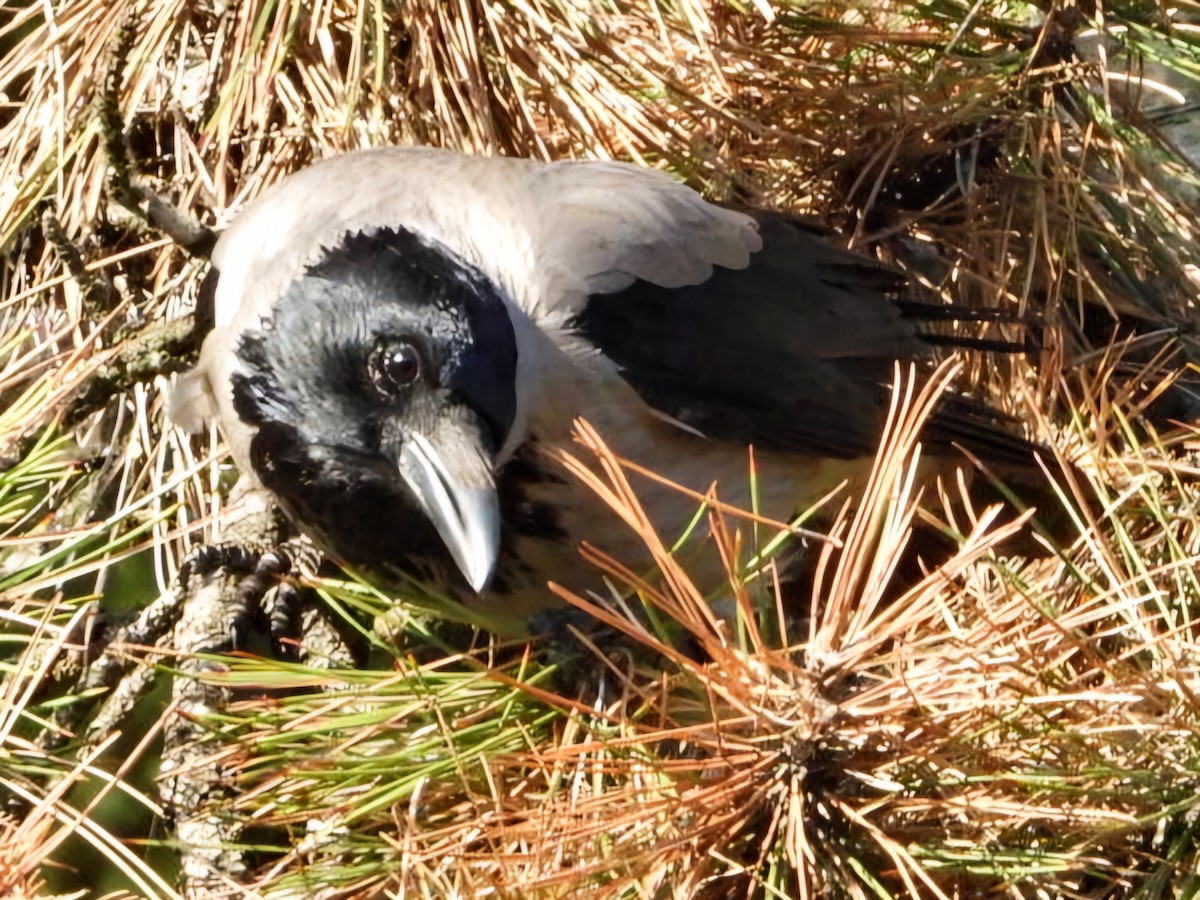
[230,227,517,593]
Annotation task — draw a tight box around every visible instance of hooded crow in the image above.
[174,147,1043,608]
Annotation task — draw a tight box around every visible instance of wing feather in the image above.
[575,212,923,458]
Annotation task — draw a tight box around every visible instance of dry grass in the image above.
[4,0,1200,896]
[211,362,1200,897]
[0,597,176,898]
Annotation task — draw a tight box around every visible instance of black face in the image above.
[231,227,518,589]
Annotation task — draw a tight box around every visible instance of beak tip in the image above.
[461,504,500,595]
[467,562,495,594]
[398,433,501,598]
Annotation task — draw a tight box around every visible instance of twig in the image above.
[100,12,216,259]
[51,588,188,744]
[298,606,357,668]
[64,316,200,429]
[40,210,119,311]
[160,499,284,896]
[161,569,249,896]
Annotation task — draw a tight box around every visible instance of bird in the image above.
[172,146,1047,616]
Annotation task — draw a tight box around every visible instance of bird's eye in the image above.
[369,341,423,396]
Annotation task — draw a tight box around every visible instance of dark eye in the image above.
[369,341,422,396]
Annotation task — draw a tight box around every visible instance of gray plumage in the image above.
[175,147,1032,608]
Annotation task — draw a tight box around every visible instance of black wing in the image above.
[575,212,926,459]
[576,210,1041,465]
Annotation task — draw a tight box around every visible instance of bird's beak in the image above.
[397,425,500,593]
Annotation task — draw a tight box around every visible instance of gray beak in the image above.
[397,427,500,593]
